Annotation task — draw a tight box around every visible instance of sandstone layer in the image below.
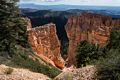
[65,13,120,66]
[26,19,64,69]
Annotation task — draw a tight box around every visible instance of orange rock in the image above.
[26,18,65,69]
[65,13,120,66]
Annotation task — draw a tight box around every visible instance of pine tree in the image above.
[75,40,98,67]
[0,0,28,57]
[106,26,120,50]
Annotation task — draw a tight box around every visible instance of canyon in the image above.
[65,13,120,66]
[25,12,120,69]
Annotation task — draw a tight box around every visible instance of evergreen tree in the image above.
[75,40,98,67]
[0,0,28,57]
[106,26,120,50]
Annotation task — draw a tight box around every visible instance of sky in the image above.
[20,0,120,6]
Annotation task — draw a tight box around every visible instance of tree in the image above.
[106,26,120,50]
[75,40,98,67]
[0,0,28,56]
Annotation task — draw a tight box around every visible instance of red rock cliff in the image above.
[26,18,64,69]
[65,13,120,66]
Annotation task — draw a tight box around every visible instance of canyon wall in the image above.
[26,18,65,69]
[65,13,120,66]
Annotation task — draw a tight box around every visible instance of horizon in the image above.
[19,3,120,7]
[20,0,120,6]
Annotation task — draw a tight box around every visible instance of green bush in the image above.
[96,49,120,80]
[75,40,98,67]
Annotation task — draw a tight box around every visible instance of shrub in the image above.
[96,49,120,80]
[0,45,61,78]
[75,40,98,67]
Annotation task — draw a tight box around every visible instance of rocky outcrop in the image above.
[54,65,97,80]
[65,13,120,66]
[27,20,65,69]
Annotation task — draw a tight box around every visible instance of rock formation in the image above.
[26,18,65,69]
[65,13,120,66]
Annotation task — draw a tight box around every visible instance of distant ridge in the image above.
[19,3,120,11]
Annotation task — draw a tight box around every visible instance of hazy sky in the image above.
[20,0,120,6]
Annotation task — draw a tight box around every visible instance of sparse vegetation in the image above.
[6,45,61,78]
[12,56,61,78]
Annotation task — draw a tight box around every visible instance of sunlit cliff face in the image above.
[25,18,65,69]
[65,13,120,66]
